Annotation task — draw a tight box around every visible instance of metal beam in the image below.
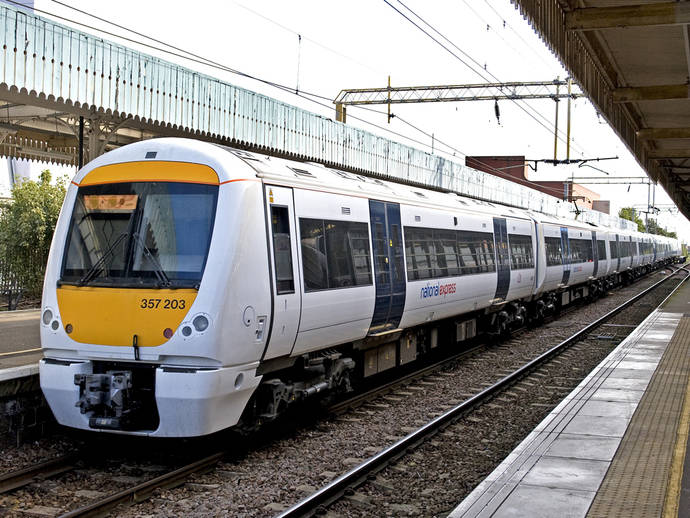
[334,80,580,106]
[613,84,690,103]
[570,176,651,185]
[648,149,690,159]
[566,3,690,31]
[638,128,690,140]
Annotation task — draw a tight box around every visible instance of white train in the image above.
[39,138,682,437]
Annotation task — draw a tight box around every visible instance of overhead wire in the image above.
[32,0,569,197]
[392,0,577,143]
[479,0,554,69]
[231,1,381,75]
[387,0,586,155]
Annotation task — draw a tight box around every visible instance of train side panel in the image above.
[398,205,496,329]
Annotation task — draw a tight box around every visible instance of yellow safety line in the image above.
[0,347,41,357]
[663,343,690,517]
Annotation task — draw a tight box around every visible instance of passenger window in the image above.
[299,218,327,290]
[544,237,563,266]
[373,221,390,285]
[390,224,406,283]
[508,234,534,269]
[270,206,294,294]
[597,240,606,260]
[325,220,372,288]
[299,217,373,291]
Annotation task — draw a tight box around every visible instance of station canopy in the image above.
[513,0,690,220]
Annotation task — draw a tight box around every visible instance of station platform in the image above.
[451,275,690,518]
[0,309,40,394]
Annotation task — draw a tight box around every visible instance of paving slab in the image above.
[522,457,610,492]
[577,400,638,419]
[601,368,655,379]
[588,388,644,403]
[492,485,594,518]
[544,434,621,462]
[597,378,649,391]
[562,415,630,437]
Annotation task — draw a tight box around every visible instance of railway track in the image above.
[0,267,681,517]
[0,450,224,518]
[0,454,77,494]
[58,452,224,518]
[276,268,688,518]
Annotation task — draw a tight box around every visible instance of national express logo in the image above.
[420,281,457,299]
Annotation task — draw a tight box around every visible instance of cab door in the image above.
[263,185,301,360]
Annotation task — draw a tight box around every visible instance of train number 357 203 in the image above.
[139,298,187,310]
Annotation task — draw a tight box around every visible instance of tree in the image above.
[0,170,67,302]
[644,217,677,238]
[618,207,645,232]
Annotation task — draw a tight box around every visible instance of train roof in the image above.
[74,138,675,243]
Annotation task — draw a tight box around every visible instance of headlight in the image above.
[42,309,53,325]
[192,315,209,332]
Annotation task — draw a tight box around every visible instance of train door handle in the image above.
[255,316,266,342]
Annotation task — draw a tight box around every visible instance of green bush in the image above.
[0,170,67,301]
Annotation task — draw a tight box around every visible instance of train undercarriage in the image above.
[240,258,680,429]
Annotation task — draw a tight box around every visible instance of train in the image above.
[38,138,683,437]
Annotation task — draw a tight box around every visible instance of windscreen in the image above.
[61,182,218,288]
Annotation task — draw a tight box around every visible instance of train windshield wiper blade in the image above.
[132,232,171,287]
[78,232,128,286]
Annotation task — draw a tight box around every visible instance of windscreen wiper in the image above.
[78,232,128,286]
[132,232,171,287]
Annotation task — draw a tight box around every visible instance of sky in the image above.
[7,0,689,240]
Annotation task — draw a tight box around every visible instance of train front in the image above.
[39,139,267,437]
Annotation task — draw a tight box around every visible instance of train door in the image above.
[493,217,510,301]
[616,234,621,272]
[263,185,301,359]
[591,231,599,277]
[368,200,406,334]
[560,227,571,285]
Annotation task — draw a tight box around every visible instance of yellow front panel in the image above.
[57,286,197,347]
[79,161,219,186]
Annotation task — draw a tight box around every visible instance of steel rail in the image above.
[58,452,224,518]
[277,268,688,518]
[0,454,77,494]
